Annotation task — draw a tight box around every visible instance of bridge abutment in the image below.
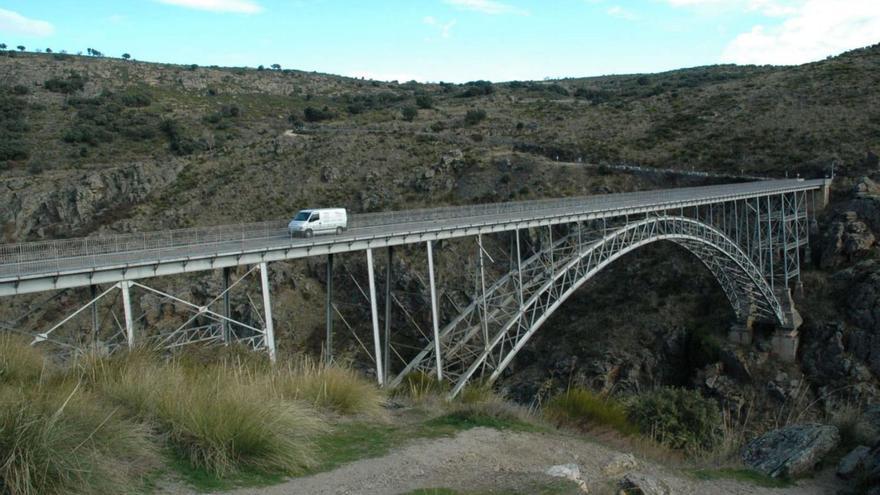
[772,287,803,362]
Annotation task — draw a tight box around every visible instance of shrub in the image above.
[0,383,158,495]
[458,80,494,97]
[627,387,722,453]
[415,93,433,109]
[464,109,487,126]
[44,73,85,94]
[544,388,637,435]
[119,91,151,108]
[303,106,335,122]
[0,334,47,385]
[11,85,29,95]
[402,106,418,122]
[391,371,448,402]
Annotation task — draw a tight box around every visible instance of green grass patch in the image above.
[691,468,792,488]
[544,388,637,435]
[424,410,538,432]
[167,451,284,493]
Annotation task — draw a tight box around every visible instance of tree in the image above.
[271,63,281,70]
[0,43,7,50]
[401,106,418,122]
[415,93,433,109]
[257,65,265,71]
[45,48,52,53]
[17,45,25,52]
[86,48,93,56]
[122,53,131,60]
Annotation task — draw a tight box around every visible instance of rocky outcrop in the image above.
[618,472,670,495]
[0,160,183,241]
[741,423,839,478]
[837,445,871,479]
[819,211,875,268]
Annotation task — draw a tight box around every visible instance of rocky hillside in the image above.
[1,45,879,243]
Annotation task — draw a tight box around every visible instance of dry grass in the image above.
[544,387,638,435]
[0,333,49,385]
[270,357,386,418]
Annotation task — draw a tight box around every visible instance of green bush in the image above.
[464,109,487,126]
[544,388,637,435]
[627,387,722,453]
[402,106,418,122]
[415,93,433,109]
[44,73,85,94]
[303,106,335,123]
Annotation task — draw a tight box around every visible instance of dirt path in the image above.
[206,427,839,495]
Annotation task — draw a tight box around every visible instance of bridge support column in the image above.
[366,249,384,386]
[90,284,99,342]
[728,318,754,345]
[771,287,802,362]
[259,262,277,363]
[325,254,333,363]
[222,267,231,344]
[384,246,393,381]
[427,240,442,381]
[120,280,134,348]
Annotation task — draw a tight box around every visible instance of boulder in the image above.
[837,445,871,479]
[602,453,638,476]
[741,423,840,478]
[618,472,670,495]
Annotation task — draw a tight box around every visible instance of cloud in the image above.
[155,0,263,14]
[444,0,528,15]
[606,5,637,20]
[720,0,880,64]
[424,16,457,38]
[0,8,54,36]
[665,0,800,16]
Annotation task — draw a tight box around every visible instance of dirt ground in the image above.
[177,427,840,495]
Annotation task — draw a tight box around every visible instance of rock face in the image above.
[0,161,182,241]
[820,211,876,268]
[741,423,840,478]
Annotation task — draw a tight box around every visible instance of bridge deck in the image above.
[0,179,826,296]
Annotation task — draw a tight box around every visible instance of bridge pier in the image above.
[771,287,802,362]
[121,280,135,348]
[728,318,754,346]
[259,262,277,363]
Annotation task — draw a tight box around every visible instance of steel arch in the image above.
[394,215,784,397]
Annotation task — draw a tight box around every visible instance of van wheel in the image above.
[305,229,314,238]
[336,227,343,235]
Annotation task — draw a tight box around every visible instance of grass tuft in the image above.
[0,382,158,495]
[271,357,386,417]
[0,334,48,385]
[544,387,637,435]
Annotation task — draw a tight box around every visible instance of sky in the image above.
[0,0,878,82]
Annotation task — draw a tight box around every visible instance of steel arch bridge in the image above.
[0,178,828,396]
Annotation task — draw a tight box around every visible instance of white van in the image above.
[288,208,348,238]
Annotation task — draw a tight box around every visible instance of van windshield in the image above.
[293,211,310,221]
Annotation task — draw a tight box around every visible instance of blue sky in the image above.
[1,1,878,82]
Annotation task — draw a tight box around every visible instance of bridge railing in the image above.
[0,179,825,275]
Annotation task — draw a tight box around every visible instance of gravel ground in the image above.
[176,427,841,495]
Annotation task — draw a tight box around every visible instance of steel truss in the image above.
[393,194,808,397]
[27,264,276,357]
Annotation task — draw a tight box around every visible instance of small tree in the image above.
[122,53,131,60]
[45,48,52,53]
[271,63,281,70]
[0,43,7,50]
[86,48,93,56]
[257,65,265,71]
[402,106,418,122]
[17,45,25,52]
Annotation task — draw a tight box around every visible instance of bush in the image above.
[303,106,335,123]
[119,91,151,108]
[402,106,418,122]
[464,109,487,126]
[627,387,722,453]
[544,388,637,435]
[391,372,448,402]
[0,383,158,495]
[415,93,433,109]
[44,73,85,94]
[11,85,29,95]
[458,80,494,97]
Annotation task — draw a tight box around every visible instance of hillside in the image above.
[1,45,879,243]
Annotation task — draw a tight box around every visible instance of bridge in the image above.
[0,178,830,396]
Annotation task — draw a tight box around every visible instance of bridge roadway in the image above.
[0,179,826,296]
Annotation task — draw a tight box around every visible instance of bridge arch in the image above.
[394,215,785,397]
